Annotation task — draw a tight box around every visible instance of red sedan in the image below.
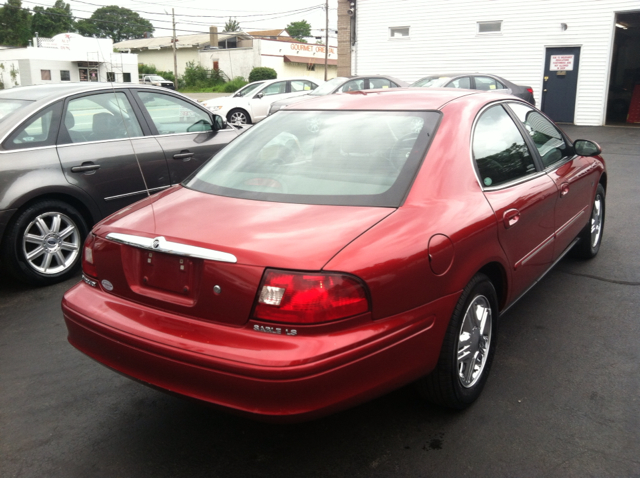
[62,88,606,421]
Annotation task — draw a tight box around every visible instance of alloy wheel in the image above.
[22,211,81,275]
[457,295,492,388]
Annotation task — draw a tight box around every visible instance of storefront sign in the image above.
[550,55,574,71]
[290,43,335,55]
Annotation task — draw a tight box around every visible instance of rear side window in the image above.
[3,101,62,150]
[475,77,505,91]
[59,92,143,144]
[473,104,536,187]
[508,102,569,168]
[290,80,316,92]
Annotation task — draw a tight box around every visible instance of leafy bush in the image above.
[182,61,228,89]
[249,67,277,82]
[221,77,248,92]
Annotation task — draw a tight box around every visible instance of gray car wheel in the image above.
[227,109,251,125]
[1,200,88,285]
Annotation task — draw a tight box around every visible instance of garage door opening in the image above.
[607,11,640,125]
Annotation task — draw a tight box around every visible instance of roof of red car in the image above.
[285,87,501,111]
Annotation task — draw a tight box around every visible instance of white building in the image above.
[115,28,337,82]
[0,33,138,87]
[338,0,640,126]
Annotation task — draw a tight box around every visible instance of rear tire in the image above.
[572,183,605,259]
[417,273,498,409]
[1,200,88,286]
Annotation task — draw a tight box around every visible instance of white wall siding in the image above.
[355,0,640,125]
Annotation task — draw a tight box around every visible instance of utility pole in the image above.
[172,8,178,85]
[324,0,329,80]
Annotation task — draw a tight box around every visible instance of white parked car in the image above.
[202,78,321,124]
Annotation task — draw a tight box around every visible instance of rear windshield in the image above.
[0,99,32,123]
[185,110,441,207]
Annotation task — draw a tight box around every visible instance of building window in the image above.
[107,72,116,82]
[123,73,131,82]
[41,70,51,81]
[60,70,70,81]
[478,21,502,34]
[389,27,410,39]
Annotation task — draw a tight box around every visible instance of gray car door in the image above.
[56,90,172,217]
[133,90,235,185]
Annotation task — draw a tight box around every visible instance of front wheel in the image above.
[417,273,498,409]
[1,200,88,286]
[572,183,605,259]
[227,109,251,125]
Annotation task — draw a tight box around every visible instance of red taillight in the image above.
[253,269,369,324]
[82,233,98,279]
[527,87,534,94]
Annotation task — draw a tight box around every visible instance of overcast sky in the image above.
[23,0,338,43]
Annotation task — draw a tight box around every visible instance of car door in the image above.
[133,89,237,184]
[56,89,172,217]
[249,81,289,122]
[473,103,557,302]
[507,102,599,259]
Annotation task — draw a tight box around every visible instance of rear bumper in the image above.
[62,282,458,421]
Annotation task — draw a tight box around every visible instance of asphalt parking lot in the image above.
[1,124,639,477]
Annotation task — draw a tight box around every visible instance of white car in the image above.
[202,78,321,125]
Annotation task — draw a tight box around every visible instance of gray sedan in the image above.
[411,73,535,105]
[0,83,240,285]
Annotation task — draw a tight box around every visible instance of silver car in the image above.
[0,83,240,285]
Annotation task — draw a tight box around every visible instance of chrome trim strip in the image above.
[500,238,579,317]
[56,136,146,148]
[104,185,170,201]
[483,171,547,192]
[555,207,587,237]
[0,144,57,154]
[514,233,555,270]
[106,233,237,263]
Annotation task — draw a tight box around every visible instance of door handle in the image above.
[70,163,100,173]
[503,209,520,229]
[173,151,194,160]
[560,182,570,197]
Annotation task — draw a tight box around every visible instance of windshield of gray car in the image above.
[309,77,349,96]
[0,99,32,123]
[233,82,264,97]
[411,77,451,87]
[185,110,441,207]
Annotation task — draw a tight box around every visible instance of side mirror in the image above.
[255,93,264,99]
[574,139,601,157]
[213,114,227,131]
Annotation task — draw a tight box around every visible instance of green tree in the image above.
[224,17,240,32]
[76,6,153,43]
[0,0,32,47]
[285,20,311,42]
[31,0,74,38]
